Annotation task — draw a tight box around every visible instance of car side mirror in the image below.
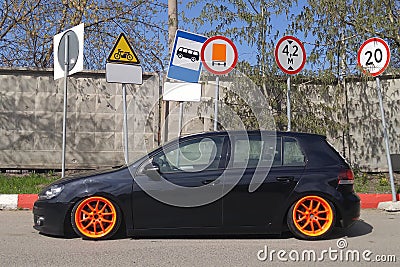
[142,163,161,180]
[144,164,159,172]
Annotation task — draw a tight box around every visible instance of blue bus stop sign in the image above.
[167,30,207,83]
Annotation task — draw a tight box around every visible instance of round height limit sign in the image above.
[275,36,306,75]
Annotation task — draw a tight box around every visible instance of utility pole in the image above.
[163,0,178,142]
[260,0,267,97]
[339,31,353,164]
[168,0,178,53]
[341,37,351,164]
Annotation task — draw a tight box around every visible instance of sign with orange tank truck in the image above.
[201,35,238,75]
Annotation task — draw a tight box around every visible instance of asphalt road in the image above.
[0,209,398,267]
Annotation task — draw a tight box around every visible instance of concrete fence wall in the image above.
[0,67,399,171]
[297,76,400,171]
[346,77,400,171]
[0,67,159,170]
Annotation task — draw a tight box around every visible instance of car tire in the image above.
[71,196,121,240]
[287,195,335,240]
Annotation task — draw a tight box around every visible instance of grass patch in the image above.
[0,173,60,194]
[354,171,400,194]
[0,170,399,195]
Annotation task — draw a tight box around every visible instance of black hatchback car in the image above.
[33,131,360,240]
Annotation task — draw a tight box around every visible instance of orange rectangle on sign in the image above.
[212,43,226,61]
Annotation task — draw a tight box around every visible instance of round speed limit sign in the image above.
[358,37,390,77]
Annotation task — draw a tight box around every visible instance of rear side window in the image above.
[231,135,306,168]
[283,137,306,166]
[300,135,348,167]
[232,136,278,168]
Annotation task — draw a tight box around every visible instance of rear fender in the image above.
[269,176,343,233]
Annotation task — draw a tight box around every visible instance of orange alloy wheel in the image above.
[292,195,334,237]
[74,196,117,239]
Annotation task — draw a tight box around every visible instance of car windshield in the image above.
[126,147,157,166]
[126,137,181,166]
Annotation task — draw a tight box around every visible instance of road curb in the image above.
[0,194,38,210]
[358,193,400,209]
[0,193,399,210]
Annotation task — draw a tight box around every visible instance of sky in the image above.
[178,1,314,69]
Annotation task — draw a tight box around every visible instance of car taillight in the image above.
[338,169,354,185]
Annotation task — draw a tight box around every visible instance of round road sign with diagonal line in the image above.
[275,36,306,75]
[58,30,79,72]
[53,23,84,80]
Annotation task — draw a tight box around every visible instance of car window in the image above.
[283,137,305,166]
[152,137,224,173]
[232,136,280,168]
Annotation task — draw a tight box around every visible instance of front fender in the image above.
[58,177,134,237]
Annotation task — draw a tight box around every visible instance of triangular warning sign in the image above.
[107,33,140,64]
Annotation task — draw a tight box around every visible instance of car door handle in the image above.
[276,176,294,182]
[202,179,220,185]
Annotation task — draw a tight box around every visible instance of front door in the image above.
[132,135,227,230]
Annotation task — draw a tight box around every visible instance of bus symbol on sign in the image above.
[177,47,199,62]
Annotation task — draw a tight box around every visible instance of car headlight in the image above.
[39,184,64,200]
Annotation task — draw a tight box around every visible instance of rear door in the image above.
[222,134,306,228]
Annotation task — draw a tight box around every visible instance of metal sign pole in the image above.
[287,76,291,131]
[61,35,69,178]
[214,76,220,131]
[376,77,397,202]
[176,101,184,167]
[158,71,163,145]
[122,84,129,164]
[178,102,184,136]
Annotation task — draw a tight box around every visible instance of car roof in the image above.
[177,130,326,140]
